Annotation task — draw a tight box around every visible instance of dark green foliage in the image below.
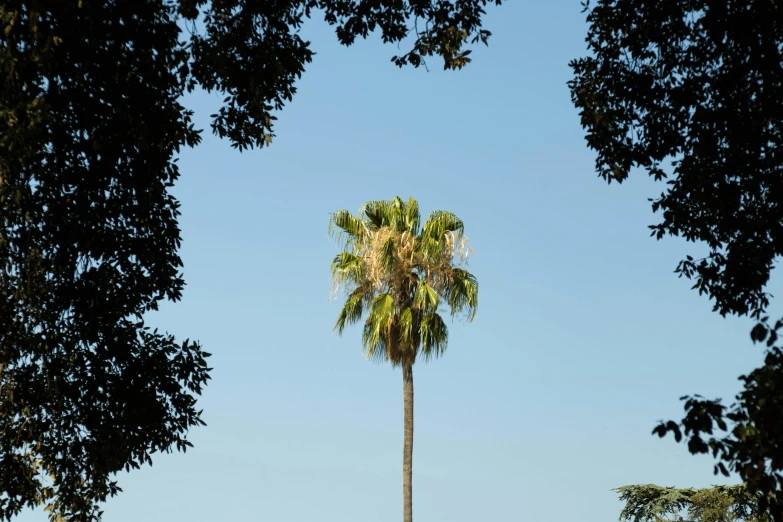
[1,1,499,521]
[1,2,210,520]
[319,0,499,69]
[615,484,768,522]
[185,0,502,150]
[652,319,783,520]
[569,0,783,320]
[569,1,783,520]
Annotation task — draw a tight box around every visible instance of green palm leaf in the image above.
[334,282,373,335]
[399,306,417,346]
[413,280,439,315]
[329,209,367,250]
[416,211,464,263]
[360,196,418,233]
[331,252,365,285]
[404,197,421,235]
[380,235,395,274]
[362,293,396,359]
[421,210,464,241]
[419,313,448,361]
[359,200,389,229]
[446,268,478,320]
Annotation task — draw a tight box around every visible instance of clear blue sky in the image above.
[19,2,780,521]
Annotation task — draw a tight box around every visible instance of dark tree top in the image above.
[184,0,501,150]
[0,1,499,520]
[569,0,783,320]
[569,2,783,520]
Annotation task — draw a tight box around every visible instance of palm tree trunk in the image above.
[402,362,414,522]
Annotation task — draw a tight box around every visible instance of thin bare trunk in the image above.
[402,362,414,522]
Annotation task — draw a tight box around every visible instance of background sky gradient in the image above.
[18,2,780,521]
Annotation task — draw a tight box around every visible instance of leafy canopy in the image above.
[615,484,770,522]
[570,0,783,320]
[569,1,783,519]
[329,197,478,366]
[1,1,499,520]
[185,0,502,149]
[1,2,210,521]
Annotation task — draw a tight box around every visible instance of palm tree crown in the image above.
[329,196,478,366]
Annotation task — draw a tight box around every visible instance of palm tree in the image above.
[329,196,479,522]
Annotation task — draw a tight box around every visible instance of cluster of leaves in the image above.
[1,1,499,521]
[569,0,783,319]
[184,0,502,150]
[569,1,783,520]
[0,2,210,520]
[615,484,769,522]
[653,318,783,519]
[318,0,500,70]
[329,197,478,367]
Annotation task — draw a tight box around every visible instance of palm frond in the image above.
[359,200,388,229]
[419,312,448,361]
[361,322,389,362]
[334,282,373,335]
[361,196,414,233]
[416,211,463,264]
[331,252,366,286]
[389,196,406,232]
[380,235,395,274]
[404,197,421,235]
[421,210,464,241]
[415,235,442,265]
[399,306,416,346]
[361,293,396,359]
[413,280,439,314]
[329,210,367,251]
[446,268,478,321]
